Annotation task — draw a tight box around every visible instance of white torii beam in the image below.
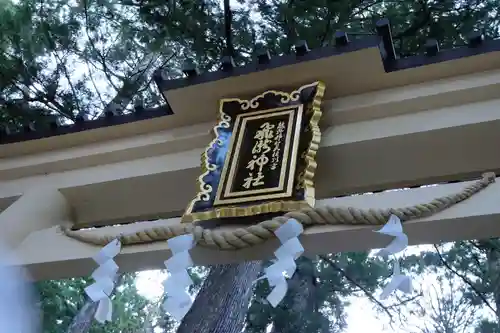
[10,177,500,280]
[1,91,500,227]
[1,51,500,280]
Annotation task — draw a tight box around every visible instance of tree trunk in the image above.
[141,318,155,333]
[65,300,99,333]
[101,54,156,116]
[177,261,263,333]
[66,274,123,333]
[272,257,327,333]
[486,242,500,329]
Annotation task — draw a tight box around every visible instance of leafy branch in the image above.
[433,244,497,315]
[319,255,395,321]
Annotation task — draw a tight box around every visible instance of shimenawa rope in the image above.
[61,173,496,250]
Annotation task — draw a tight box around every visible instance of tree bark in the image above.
[141,318,155,333]
[65,300,99,333]
[485,242,500,330]
[66,274,123,333]
[223,0,234,57]
[272,257,327,333]
[177,261,263,333]
[101,54,156,116]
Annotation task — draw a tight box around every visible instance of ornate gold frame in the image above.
[181,81,325,223]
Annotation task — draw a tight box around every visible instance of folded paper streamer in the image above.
[380,259,412,300]
[162,234,195,321]
[256,219,304,307]
[374,215,412,300]
[84,239,121,323]
[374,214,408,258]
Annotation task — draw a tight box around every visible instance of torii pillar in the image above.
[0,189,71,250]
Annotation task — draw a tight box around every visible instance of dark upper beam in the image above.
[2,28,500,146]
[334,31,349,47]
[154,35,380,93]
[221,56,236,71]
[0,106,172,145]
[425,39,440,56]
[156,29,500,95]
[181,59,200,77]
[468,31,483,48]
[375,18,397,64]
[387,38,500,72]
[294,40,310,56]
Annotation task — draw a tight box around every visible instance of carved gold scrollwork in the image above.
[240,91,292,110]
[199,183,213,201]
[240,100,250,110]
[182,81,325,223]
[220,112,231,127]
[238,82,320,111]
[290,91,301,102]
[186,109,232,211]
[296,170,305,190]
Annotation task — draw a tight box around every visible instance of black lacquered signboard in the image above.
[215,106,301,205]
[182,81,325,223]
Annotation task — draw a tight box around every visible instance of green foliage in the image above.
[246,253,390,332]
[400,240,500,332]
[37,273,153,333]
[37,277,91,332]
[2,0,500,128]
[0,0,174,127]
[476,320,500,333]
[421,240,500,308]
[249,0,500,56]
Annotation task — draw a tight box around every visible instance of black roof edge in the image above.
[0,105,173,145]
[155,20,500,94]
[376,18,397,69]
[153,35,381,93]
[386,38,500,72]
[2,19,500,146]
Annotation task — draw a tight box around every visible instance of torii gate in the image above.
[2,21,500,281]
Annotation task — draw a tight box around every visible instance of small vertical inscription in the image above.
[214,107,302,205]
[243,122,275,189]
[270,121,285,171]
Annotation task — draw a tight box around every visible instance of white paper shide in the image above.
[380,259,412,300]
[84,239,121,323]
[162,234,196,321]
[374,214,413,300]
[258,219,305,307]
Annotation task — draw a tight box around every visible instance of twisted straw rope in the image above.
[62,173,496,250]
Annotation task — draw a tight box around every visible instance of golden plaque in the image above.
[182,81,325,223]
